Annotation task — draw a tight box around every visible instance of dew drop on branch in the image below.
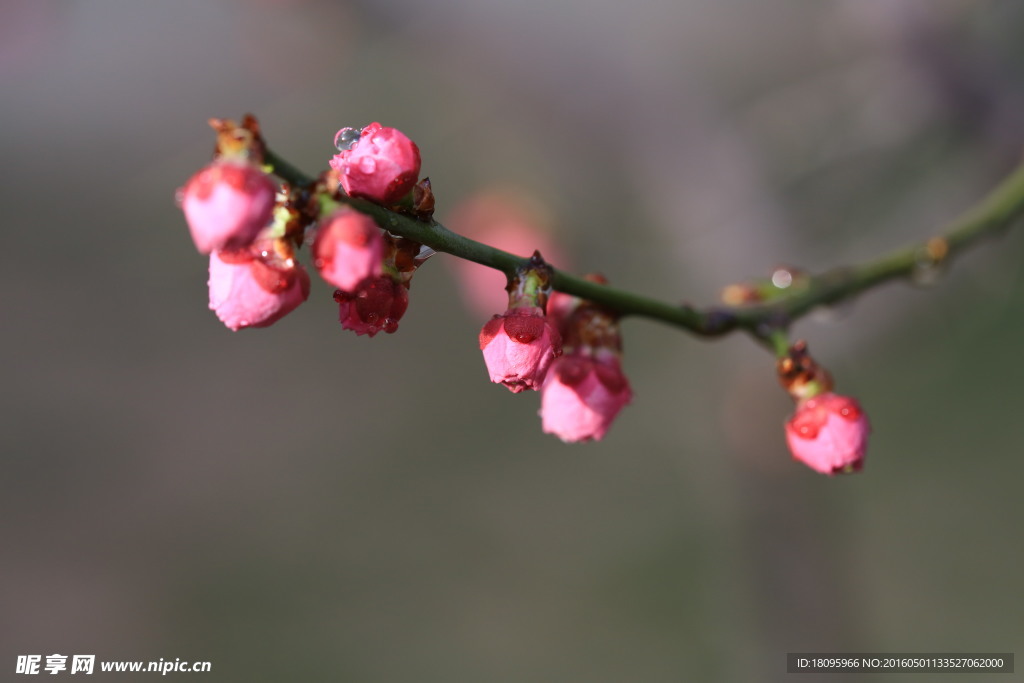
[771,268,794,289]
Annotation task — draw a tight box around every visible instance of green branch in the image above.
[264,148,1024,348]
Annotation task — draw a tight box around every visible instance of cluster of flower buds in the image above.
[478,260,632,442]
[777,340,870,475]
[328,229,426,337]
[179,116,430,335]
[180,116,311,330]
[320,122,433,335]
[181,115,876,464]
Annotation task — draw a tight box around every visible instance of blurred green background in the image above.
[2,1,1022,681]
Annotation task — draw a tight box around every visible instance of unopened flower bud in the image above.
[313,209,385,292]
[479,307,562,393]
[539,275,631,441]
[181,161,276,254]
[479,254,562,392]
[329,122,421,205]
[785,392,870,475]
[334,276,409,337]
[208,243,310,331]
[540,351,632,442]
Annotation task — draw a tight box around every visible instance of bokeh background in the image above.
[2,1,1022,681]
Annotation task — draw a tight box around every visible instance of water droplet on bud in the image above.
[334,127,362,152]
[797,423,820,439]
[358,157,377,174]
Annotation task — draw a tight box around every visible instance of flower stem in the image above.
[264,148,1024,349]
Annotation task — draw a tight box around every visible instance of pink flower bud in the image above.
[540,352,632,442]
[334,276,409,337]
[785,392,870,475]
[313,209,385,292]
[479,307,562,393]
[208,247,310,331]
[181,161,276,254]
[329,122,421,205]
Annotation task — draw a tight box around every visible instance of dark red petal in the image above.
[215,246,254,264]
[479,316,505,348]
[502,314,545,344]
[383,170,419,204]
[594,360,627,393]
[788,407,826,440]
[249,259,293,293]
[553,355,592,387]
[354,277,389,324]
[388,283,409,320]
[187,166,217,201]
[835,398,863,421]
